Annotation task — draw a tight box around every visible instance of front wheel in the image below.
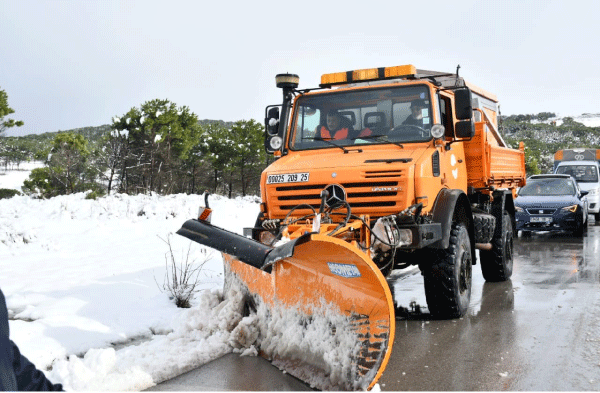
[480,211,513,282]
[423,222,472,319]
[574,212,587,236]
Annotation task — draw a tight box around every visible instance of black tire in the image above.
[480,211,513,282]
[520,230,531,238]
[574,212,586,236]
[473,213,495,244]
[595,213,600,223]
[423,222,472,319]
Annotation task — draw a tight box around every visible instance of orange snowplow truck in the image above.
[177,64,526,390]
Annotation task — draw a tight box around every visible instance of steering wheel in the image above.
[390,124,428,139]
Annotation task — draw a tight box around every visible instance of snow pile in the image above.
[49,290,245,391]
[0,185,261,390]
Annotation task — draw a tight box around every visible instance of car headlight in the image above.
[561,204,578,212]
[515,206,524,212]
[588,188,599,195]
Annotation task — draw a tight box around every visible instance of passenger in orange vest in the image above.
[315,110,351,140]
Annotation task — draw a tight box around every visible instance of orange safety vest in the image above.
[358,127,372,137]
[319,126,349,140]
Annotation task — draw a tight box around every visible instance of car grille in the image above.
[526,208,557,215]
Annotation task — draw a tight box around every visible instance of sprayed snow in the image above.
[224,272,386,391]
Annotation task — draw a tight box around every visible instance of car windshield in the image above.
[518,178,576,196]
[556,164,599,183]
[289,85,433,151]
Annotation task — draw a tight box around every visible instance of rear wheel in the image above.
[480,211,513,282]
[423,222,472,319]
[473,213,495,243]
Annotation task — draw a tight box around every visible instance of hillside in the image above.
[501,113,600,174]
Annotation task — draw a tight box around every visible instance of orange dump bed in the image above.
[464,120,526,190]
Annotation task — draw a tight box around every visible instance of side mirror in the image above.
[265,107,280,136]
[454,88,473,121]
[455,120,475,138]
[264,106,282,153]
[581,190,589,197]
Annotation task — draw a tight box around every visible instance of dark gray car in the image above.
[515,174,588,236]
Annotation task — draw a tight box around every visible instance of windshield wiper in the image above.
[313,137,350,153]
[352,134,404,149]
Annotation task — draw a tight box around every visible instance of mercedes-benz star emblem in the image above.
[324,184,346,207]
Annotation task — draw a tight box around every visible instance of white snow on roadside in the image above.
[1,162,265,390]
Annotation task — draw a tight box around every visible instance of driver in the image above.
[315,110,351,140]
[403,99,428,128]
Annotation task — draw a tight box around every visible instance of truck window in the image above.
[292,105,321,145]
[556,165,599,183]
[439,94,454,137]
[289,85,432,150]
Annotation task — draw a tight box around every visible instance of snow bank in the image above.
[1,189,261,390]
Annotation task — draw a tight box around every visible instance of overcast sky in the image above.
[1,0,599,136]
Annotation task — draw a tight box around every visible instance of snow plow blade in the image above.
[177,219,395,391]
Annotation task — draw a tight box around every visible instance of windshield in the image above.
[556,164,599,183]
[518,178,576,196]
[289,85,433,150]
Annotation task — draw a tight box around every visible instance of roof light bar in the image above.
[320,64,416,87]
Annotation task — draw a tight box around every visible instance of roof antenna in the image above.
[455,64,461,87]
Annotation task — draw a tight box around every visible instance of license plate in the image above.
[266,172,310,184]
[531,216,552,223]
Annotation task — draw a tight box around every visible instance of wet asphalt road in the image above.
[151,219,600,391]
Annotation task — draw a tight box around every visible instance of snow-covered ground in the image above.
[532,113,600,127]
[0,164,263,390]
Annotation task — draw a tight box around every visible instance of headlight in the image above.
[430,124,445,139]
[561,204,578,213]
[515,206,523,212]
[269,136,283,150]
[588,188,599,195]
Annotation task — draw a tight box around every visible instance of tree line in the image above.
[1,91,272,199]
[4,85,600,199]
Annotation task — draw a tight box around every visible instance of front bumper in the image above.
[515,208,581,232]
[585,193,600,214]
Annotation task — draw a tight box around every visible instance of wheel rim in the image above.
[459,252,471,294]
[505,232,513,265]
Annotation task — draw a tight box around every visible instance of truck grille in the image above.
[267,169,408,219]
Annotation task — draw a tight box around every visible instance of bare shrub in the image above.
[156,234,206,308]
